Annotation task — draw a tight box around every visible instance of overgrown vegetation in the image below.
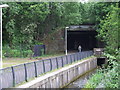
[85,70,104,88]
[2,2,115,57]
[85,3,119,88]
[85,55,119,88]
[2,44,33,57]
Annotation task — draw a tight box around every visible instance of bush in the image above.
[2,45,33,58]
[10,49,21,57]
[103,58,119,88]
[85,70,104,88]
[2,45,12,57]
[89,4,119,89]
[22,50,33,57]
[85,54,119,88]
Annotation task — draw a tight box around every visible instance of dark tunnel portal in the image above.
[67,30,97,51]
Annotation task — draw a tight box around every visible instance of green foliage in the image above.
[2,2,85,49]
[85,70,104,88]
[86,3,119,89]
[10,50,21,57]
[2,2,50,48]
[2,45,33,58]
[2,45,11,57]
[34,41,43,45]
[103,53,119,88]
[104,64,118,88]
[97,4,119,55]
[85,62,118,88]
[80,2,96,24]
[61,2,82,25]
[2,2,119,58]
[2,2,114,47]
[94,2,114,23]
[85,52,119,88]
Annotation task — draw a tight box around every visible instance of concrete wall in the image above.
[17,57,97,88]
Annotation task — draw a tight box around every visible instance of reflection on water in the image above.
[66,69,96,88]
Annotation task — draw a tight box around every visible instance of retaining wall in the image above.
[17,57,97,88]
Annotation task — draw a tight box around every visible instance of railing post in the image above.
[56,58,59,69]
[61,57,64,67]
[83,51,85,58]
[87,51,88,57]
[34,62,37,77]
[66,55,68,64]
[44,45,45,54]
[73,54,75,62]
[77,53,79,61]
[85,51,87,58]
[87,51,90,57]
[79,53,80,60]
[67,70,68,83]
[81,52,83,59]
[86,51,88,57]
[71,54,73,63]
[79,52,80,60]
[42,60,45,73]
[11,66,15,87]
[70,55,72,63]
[49,59,52,71]
[24,64,27,82]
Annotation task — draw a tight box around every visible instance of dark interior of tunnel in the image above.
[67,30,98,51]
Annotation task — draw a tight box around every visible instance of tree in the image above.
[2,2,50,48]
[97,4,119,55]
[2,2,84,48]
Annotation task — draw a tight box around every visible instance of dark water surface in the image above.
[66,69,97,88]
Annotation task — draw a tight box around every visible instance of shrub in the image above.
[85,70,104,88]
[85,54,119,88]
[2,45,33,58]
[10,49,21,57]
[2,45,12,57]
[22,50,33,57]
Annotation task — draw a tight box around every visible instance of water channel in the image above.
[65,69,97,88]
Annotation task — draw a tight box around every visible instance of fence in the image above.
[0,51,93,89]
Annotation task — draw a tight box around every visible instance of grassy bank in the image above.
[2,53,65,68]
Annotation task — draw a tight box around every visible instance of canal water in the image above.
[65,69,97,88]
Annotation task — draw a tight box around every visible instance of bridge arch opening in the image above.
[67,30,97,52]
[66,25,103,53]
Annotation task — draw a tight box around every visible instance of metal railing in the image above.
[0,51,93,89]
